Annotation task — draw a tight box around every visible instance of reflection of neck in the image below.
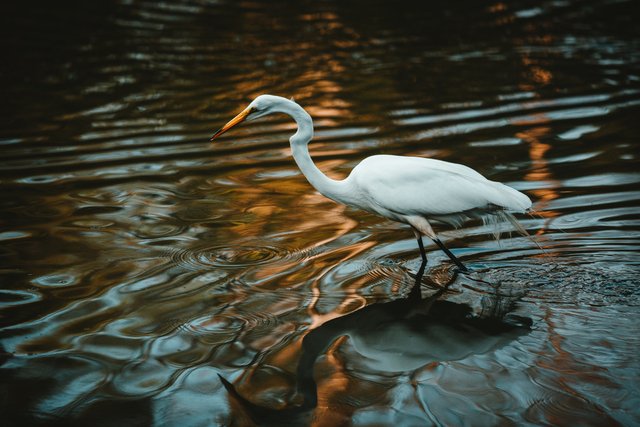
[283,100,350,205]
[294,264,446,409]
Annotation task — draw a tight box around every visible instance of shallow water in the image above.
[1,1,639,425]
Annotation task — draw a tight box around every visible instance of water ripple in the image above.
[169,244,293,271]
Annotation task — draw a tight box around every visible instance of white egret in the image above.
[211,95,532,272]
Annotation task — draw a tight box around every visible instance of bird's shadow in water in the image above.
[219,262,532,425]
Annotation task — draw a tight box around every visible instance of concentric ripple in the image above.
[169,243,298,270]
[180,314,246,345]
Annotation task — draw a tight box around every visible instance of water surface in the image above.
[1,1,639,425]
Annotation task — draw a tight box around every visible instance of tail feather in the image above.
[485,210,546,254]
[502,210,529,238]
[481,210,525,240]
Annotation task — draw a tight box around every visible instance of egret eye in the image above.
[246,107,260,120]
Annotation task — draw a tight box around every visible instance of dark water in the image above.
[1,1,639,425]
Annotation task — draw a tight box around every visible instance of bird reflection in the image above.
[219,261,531,425]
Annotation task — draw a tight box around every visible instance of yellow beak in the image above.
[210,106,253,141]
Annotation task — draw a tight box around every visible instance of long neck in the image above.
[280,100,350,204]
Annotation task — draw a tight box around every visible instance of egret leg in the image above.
[416,234,428,263]
[409,233,428,300]
[433,238,468,272]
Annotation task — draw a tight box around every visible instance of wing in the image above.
[347,155,530,217]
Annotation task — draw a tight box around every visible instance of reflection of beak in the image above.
[210,106,253,141]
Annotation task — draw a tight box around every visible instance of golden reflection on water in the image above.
[520,126,560,212]
[532,309,624,426]
[515,31,562,236]
[314,335,352,427]
[307,242,374,328]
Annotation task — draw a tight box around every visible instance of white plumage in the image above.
[211,94,532,272]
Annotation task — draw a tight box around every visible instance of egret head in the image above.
[210,94,286,141]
